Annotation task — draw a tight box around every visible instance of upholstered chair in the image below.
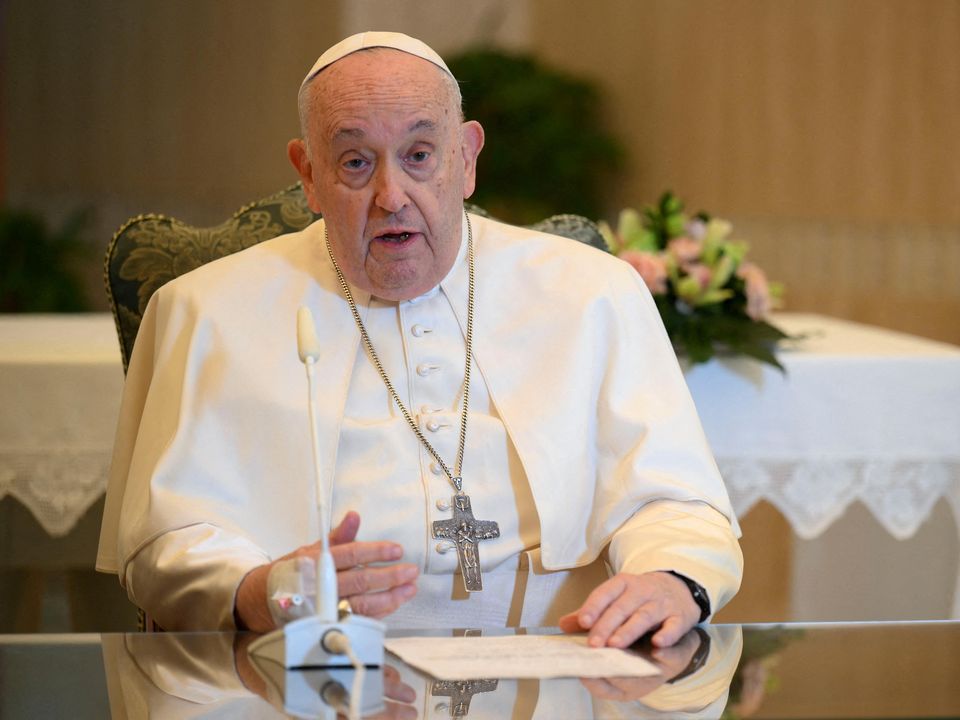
[103,182,605,630]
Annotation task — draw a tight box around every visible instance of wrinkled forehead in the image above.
[308,49,460,136]
[318,46,450,89]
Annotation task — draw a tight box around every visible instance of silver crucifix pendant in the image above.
[432,492,500,592]
[432,677,499,717]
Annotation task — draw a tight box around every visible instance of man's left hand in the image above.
[578,627,703,701]
[558,571,700,649]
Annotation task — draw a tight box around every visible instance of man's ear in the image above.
[287,138,323,213]
[460,120,485,200]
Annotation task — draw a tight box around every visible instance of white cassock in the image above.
[96,213,742,631]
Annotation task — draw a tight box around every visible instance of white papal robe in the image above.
[97,213,742,631]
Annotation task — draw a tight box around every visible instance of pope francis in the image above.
[97,31,743,650]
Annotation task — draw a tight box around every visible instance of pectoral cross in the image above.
[432,492,500,592]
[431,678,499,717]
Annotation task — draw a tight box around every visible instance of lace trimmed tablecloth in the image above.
[0,313,123,537]
[3,312,959,612]
[685,313,960,616]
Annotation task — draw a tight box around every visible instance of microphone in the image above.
[297,306,338,624]
[248,306,385,690]
[297,305,322,363]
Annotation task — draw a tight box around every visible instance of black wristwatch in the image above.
[666,571,711,623]
[667,626,711,684]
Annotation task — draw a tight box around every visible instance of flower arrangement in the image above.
[599,192,787,370]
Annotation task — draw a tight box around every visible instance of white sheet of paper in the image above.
[384,634,660,680]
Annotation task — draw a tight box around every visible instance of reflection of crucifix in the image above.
[431,678,499,717]
[432,492,500,591]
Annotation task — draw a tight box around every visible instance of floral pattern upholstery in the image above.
[105,182,605,370]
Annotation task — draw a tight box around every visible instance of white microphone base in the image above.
[247,613,386,669]
[250,661,385,719]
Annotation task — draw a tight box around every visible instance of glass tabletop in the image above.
[0,621,957,719]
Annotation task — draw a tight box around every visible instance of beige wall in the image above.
[2,0,532,306]
[5,1,958,340]
[2,0,527,232]
[4,0,341,232]
[530,0,960,343]
[6,0,957,341]
[533,0,960,224]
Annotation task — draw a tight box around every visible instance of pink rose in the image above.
[737,262,772,320]
[619,250,668,295]
[684,262,712,290]
[667,235,702,264]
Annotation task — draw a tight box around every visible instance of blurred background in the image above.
[5,0,958,343]
[2,0,958,631]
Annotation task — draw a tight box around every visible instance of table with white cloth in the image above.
[0,313,132,631]
[0,313,123,535]
[2,312,958,627]
[685,313,960,619]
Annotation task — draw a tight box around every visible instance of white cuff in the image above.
[608,500,744,617]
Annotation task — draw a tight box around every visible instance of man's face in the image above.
[289,49,484,301]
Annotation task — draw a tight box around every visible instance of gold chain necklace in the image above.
[325,212,500,591]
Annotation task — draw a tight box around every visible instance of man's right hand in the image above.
[235,511,419,632]
[325,511,420,617]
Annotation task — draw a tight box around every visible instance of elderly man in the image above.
[98,32,742,650]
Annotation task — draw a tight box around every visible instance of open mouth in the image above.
[375,231,419,246]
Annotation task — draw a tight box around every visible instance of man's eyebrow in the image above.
[330,119,438,143]
[409,119,438,133]
[332,127,365,141]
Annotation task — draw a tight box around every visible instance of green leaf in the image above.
[662,192,683,215]
[694,289,734,306]
[617,208,644,241]
[708,255,736,290]
[664,213,687,238]
[675,275,703,302]
[623,228,658,253]
[597,220,617,252]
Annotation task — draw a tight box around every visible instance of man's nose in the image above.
[373,161,409,214]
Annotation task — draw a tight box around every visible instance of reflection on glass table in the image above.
[1,622,958,718]
[103,626,739,719]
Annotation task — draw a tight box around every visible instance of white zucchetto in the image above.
[301,31,454,87]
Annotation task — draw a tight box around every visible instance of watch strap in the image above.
[666,570,711,623]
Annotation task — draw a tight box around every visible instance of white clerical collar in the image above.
[403,285,441,305]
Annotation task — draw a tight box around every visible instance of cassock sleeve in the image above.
[607,499,743,617]
[98,274,293,630]
[125,524,268,631]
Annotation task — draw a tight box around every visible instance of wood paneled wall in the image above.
[531,0,960,343]
[532,0,960,224]
[4,0,342,228]
[4,0,959,340]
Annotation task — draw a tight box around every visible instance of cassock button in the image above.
[426,419,441,432]
[436,541,455,554]
[416,363,440,377]
[411,324,432,337]
[430,462,444,476]
[436,498,451,510]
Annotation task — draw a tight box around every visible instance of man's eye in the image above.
[408,151,430,163]
[343,157,367,170]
